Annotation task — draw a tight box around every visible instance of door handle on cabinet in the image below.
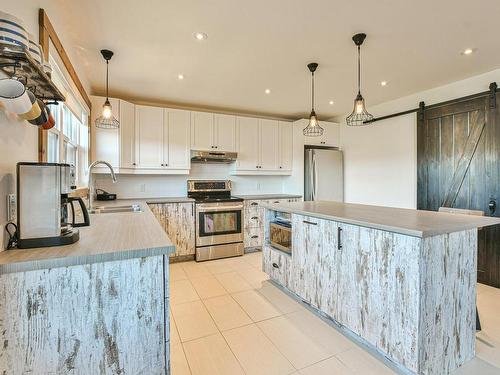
[303,220,317,225]
[251,235,258,239]
[337,227,343,250]
[272,263,279,269]
[251,216,258,220]
[250,202,258,206]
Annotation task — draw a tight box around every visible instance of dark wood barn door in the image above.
[417,93,500,287]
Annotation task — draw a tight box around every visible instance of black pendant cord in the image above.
[357,45,361,95]
[105,59,109,101]
[311,71,315,112]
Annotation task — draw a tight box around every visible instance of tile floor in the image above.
[169,252,500,375]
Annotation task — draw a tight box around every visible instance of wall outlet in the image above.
[7,194,16,222]
[140,184,146,193]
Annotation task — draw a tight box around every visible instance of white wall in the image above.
[0,2,91,248]
[339,68,500,209]
[94,164,286,198]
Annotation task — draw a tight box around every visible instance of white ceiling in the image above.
[61,0,500,119]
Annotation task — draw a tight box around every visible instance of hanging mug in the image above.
[41,105,56,130]
[28,99,49,126]
[18,91,41,120]
[0,78,32,114]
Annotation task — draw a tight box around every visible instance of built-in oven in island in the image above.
[269,215,292,255]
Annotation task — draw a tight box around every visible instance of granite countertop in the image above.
[261,200,500,238]
[234,194,302,200]
[0,200,174,275]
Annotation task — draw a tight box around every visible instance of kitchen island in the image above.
[0,201,175,374]
[261,201,500,375]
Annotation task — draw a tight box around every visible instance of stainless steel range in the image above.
[187,180,244,261]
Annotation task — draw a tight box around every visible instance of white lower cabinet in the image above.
[263,244,291,288]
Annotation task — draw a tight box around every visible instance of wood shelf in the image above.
[0,42,65,102]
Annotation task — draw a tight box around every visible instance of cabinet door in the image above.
[236,117,260,170]
[165,109,191,169]
[119,100,135,168]
[214,114,236,151]
[92,96,120,168]
[191,111,214,150]
[135,105,164,169]
[279,121,293,171]
[291,214,338,318]
[259,119,279,170]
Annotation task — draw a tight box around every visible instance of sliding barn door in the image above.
[417,95,500,287]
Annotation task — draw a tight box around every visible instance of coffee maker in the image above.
[16,162,90,249]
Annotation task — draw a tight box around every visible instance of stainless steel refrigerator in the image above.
[304,147,344,201]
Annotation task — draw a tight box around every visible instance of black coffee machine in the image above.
[16,162,90,249]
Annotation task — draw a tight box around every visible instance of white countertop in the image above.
[261,200,500,238]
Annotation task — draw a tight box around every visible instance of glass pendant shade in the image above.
[346,33,373,126]
[95,50,120,129]
[346,93,373,126]
[303,62,324,137]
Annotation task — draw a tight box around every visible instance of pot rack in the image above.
[364,82,498,124]
[0,42,65,103]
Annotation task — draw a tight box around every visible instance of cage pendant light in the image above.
[303,62,324,137]
[346,33,373,126]
[95,49,119,129]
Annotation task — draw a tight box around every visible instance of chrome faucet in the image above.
[88,160,117,211]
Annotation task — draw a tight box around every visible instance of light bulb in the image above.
[102,102,112,119]
[355,100,364,114]
[309,114,318,127]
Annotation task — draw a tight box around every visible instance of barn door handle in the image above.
[337,227,343,250]
[489,199,497,215]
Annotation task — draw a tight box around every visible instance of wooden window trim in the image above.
[38,8,92,162]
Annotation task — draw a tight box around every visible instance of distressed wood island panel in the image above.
[149,203,195,259]
[262,207,484,375]
[0,255,170,375]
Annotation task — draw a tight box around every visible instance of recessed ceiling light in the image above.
[381,81,388,86]
[462,48,476,55]
[193,32,208,41]
[265,89,271,94]
[178,74,184,80]
[329,100,334,105]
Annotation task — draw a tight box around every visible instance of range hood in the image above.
[191,150,238,164]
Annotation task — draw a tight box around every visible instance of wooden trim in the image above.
[38,9,92,162]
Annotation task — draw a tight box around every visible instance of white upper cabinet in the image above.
[302,120,340,147]
[259,119,279,170]
[91,96,120,168]
[135,105,164,169]
[214,114,236,151]
[119,100,135,169]
[191,111,214,150]
[279,121,293,171]
[235,117,260,171]
[164,109,191,169]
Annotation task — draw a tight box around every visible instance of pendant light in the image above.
[303,62,324,137]
[346,33,373,126]
[95,49,119,129]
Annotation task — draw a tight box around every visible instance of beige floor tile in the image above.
[171,343,192,375]
[232,289,282,322]
[227,258,256,273]
[242,251,263,269]
[170,310,181,345]
[258,315,334,369]
[285,310,354,355]
[183,333,245,375]
[476,332,500,368]
[335,347,395,374]
[204,260,235,275]
[223,324,296,375]
[172,300,218,342]
[182,261,211,278]
[451,357,500,375]
[215,271,253,294]
[258,284,305,314]
[170,263,188,282]
[190,275,228,299]
[239,267,270,285]
[203,295,253,331]
[299,356,354,375]
[171,279,200,305]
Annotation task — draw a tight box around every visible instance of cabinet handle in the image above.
[279,166,282,169]
[303,220,317,225]
[250,202,258,206]
[132,162,136,166]
[272,262,280,269]
[161,163,164,166]
[251,235,258,239]
[337,227,343,250]
[251,216,258,220]
[273,201,280,204]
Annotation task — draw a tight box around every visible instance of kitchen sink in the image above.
[89,204,142,214]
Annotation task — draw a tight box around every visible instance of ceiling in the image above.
[60,0,500,119]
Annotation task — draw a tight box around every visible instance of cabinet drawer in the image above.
[263,245,290,286]
[244,226,263,248]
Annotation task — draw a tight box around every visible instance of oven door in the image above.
[196,202,244,247]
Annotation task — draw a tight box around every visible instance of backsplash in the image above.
[94,163,286,198]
